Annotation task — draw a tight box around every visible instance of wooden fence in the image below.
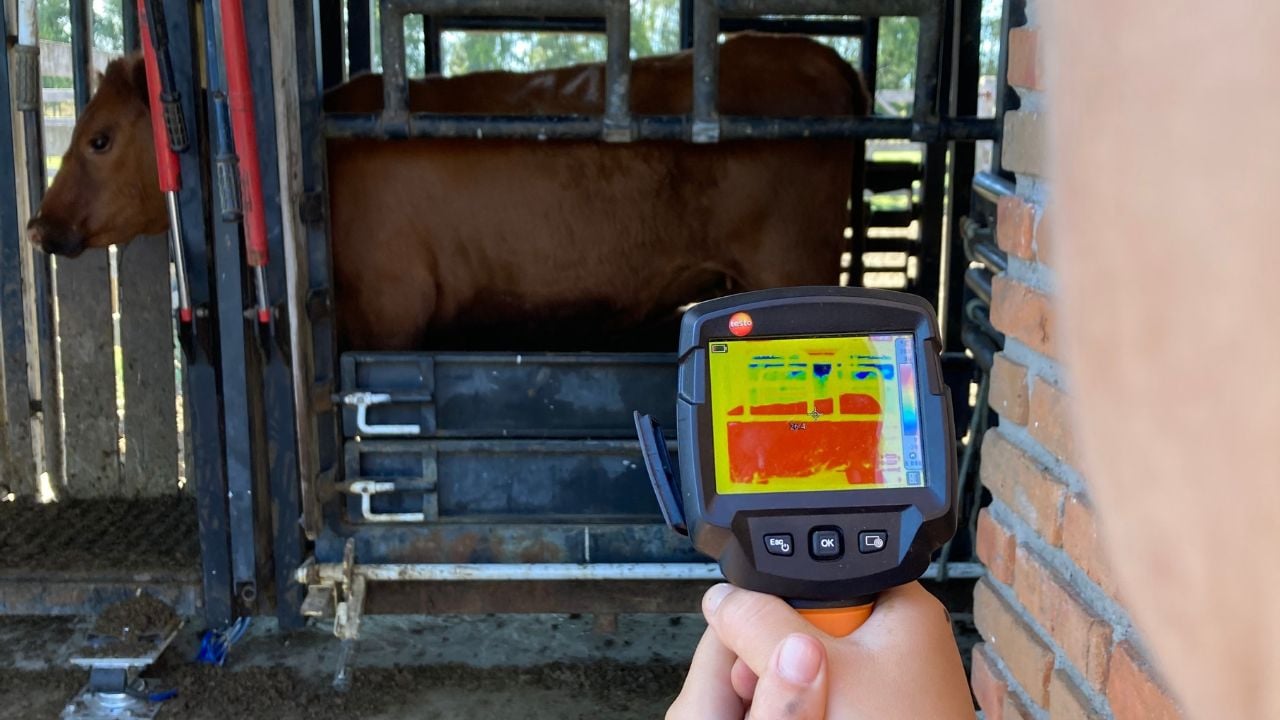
[0,38,183,500]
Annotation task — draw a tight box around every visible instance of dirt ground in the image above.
[0,582,977,719]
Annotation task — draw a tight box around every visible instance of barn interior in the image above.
[0,0,1015,715]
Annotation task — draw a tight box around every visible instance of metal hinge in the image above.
[334,391,421,435]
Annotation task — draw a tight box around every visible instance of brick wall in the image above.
[970,8,1186,720]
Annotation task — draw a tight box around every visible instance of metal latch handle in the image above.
[337,391,421,436]
[341,480,427,523]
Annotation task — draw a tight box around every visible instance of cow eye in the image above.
[88,133,111,153]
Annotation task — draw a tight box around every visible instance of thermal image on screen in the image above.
[708,334,926,494]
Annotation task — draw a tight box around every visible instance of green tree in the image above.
[37,0,123,53]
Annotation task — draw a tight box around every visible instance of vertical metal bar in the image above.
[601,0,631,142]
[348,0,372,75]
[123,0,140,52]
[319,0,344,90]
[915,0,954,307]
[911,2,943,135]
[379,2,407,120]
[943,0,980,351]
[70,0,91,112]
[423,14,440,74]
[679,0,694,50]
[0,2,35,497]
[847,18,879,288]
[691,0,719,143]
[180,0,235,628]
[246,0,306,628]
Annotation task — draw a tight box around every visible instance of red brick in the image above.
[976,508,1016,585]
[990,275,1055,358]
[1107,642,1185,720]
[970,643,1007,720]
[1050,670,1101,720]
[1029,377,1077,467]
[1013,547,1112,691]
[974,579,1053,707]
[1063,493,1120,599]
[997,195,1036,261]
[1034,207,1053,267]
[1002,111,1048,177]
[990,353,1030,425]
[1007,27,1042,90]
[980,429,1066,545]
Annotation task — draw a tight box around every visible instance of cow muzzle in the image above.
[27,216,87,257]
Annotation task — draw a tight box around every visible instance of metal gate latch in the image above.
[336,391,421,436]
[341,480,427,523]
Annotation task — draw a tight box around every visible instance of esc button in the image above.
[764,534,794,557]
[810,528,843,559]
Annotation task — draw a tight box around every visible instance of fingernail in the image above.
[778,634,822,686]
[704,583,733,614]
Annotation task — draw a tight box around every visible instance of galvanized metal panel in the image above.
[344,439,665,521]
[116,237,180,496]
[339,352,676,438]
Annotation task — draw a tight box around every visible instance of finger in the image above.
[666,626,744,720]
[746,633,829,720]
[703,584,825,678]
[730,657,758,702]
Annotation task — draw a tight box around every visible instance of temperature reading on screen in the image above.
[708,333,926,495]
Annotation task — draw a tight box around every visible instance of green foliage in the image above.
[37,0,124,53]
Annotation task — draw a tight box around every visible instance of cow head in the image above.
[27,54,166,257]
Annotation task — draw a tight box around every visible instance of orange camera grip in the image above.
[798,602,875,637]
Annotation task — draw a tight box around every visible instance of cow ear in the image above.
[131,55,151,108]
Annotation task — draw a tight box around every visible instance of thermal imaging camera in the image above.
[635,287,958,635]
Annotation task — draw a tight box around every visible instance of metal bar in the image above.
[302,561,985,583]
[325,113,999,141]
[70,0,92,113]
[601,0,631,142]
[379,2,407,119]
[348,0,372,75]
[386,0,624,14]
[183,0,235,628]
[691,0,719,143]
[319,0,343,90]
[964,266,992,304]
[679,0,694,50]
[972,170,1014,204]
[248,0,305,628]
[717,0,932,15]
[122,0,140,51]
[912,2,943,132]
[423,14,440,75]
[943,0,982,350]
[436,16,603,33]
[720,17,866,36]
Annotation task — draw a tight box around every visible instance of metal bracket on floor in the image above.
[299,539,366,692]
[61,624,181,720]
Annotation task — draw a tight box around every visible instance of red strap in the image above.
[136,0,180,193]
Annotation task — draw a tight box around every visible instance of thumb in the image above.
[747,633,829,720]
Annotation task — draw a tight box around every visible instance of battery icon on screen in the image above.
[710,343,728,353]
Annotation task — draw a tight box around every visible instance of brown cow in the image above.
[29,33,867,351]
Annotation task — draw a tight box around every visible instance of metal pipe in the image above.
[972,170,1014,203]
[720,17,866,36]
[70,0,92,113]
[299,561,986,584]
[437,16,604,33]
[691,0,720,143]
[911,2,943,131]
[961,325,997,371]
[716,0,933,15]
[218,0,272,324]
[348,0,372,75]
[326,113,1000,142]
[963,266,992,305]
[601,0,632,142]
[387,0,625,14]
[378,3,407,119]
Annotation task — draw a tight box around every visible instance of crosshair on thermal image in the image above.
[708,334,925,495]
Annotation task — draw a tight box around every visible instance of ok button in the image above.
[810,528,843,560]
